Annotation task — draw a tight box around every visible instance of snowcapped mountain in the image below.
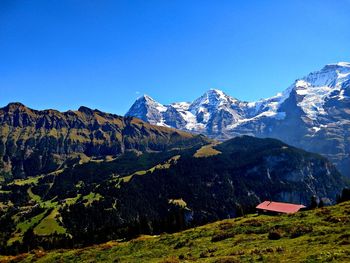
[125,95,168,126]
[126,62,350,176]
[293,62,350,120]
[126,89,255,136]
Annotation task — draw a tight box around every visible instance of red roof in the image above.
[256,201,306,214]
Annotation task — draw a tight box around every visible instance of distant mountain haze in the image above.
[126,62,350,177]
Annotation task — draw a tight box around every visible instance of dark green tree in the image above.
[309,196,318,209]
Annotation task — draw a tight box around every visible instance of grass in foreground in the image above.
[1,201,349,263]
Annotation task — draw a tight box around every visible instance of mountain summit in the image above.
[126,63,350,177]
[126,95,168,126]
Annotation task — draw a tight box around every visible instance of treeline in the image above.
[0,200,193,255]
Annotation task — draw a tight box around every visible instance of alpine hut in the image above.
[256,201,306,215]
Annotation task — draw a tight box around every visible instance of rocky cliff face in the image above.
[0,103,208,181]
[126,62,350,177]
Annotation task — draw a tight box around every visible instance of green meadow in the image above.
[1,201,349,263]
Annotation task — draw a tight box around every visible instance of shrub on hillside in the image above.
[218,222,234,230]
[290,224,313,238]
[240,219,262,227]
[316,208,331,216]
[214,257,240,263]
[174,238,193,249]
[268,229,282,240]
[324,215,349,224]
[211,231,235,242]
[160,256,180,263]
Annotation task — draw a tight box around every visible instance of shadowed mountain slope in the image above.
[0,136,346,254]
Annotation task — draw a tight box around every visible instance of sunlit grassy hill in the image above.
[1,201,349,263]
[0,102,208,182]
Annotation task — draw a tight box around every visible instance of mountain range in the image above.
[0,103,347,253]
[0,63,349,255]
[126,62,350,177]
[0,103,207,181]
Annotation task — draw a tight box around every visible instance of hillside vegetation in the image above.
[0,136,346,255]
[1,201,349,263]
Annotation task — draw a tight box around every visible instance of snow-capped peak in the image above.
[125,94,168,126]
[206,89,227,98]
[135,94,156,104]
[289,62,350,120]
[301,62,350,88]
[190,89,237,109]
[135,94,167,112]
[125,61,350,136]
[140,94,155,101]
[326,62,350,68]
[205,89,236,100]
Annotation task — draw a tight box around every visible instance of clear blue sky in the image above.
[1,0,349,114]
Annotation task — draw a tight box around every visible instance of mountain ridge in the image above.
[125,62,350,177]
[0,103,208,181]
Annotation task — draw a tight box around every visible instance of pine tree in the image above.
[309,196,317,209]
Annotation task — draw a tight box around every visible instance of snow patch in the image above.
[339,89,350,100]
[312,127,321,132]
[328,62,350,68]
[171,102,191,111]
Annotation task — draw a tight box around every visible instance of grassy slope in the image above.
[1,201,349,263]
[194,143,222,158]
[33,209,66,236]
